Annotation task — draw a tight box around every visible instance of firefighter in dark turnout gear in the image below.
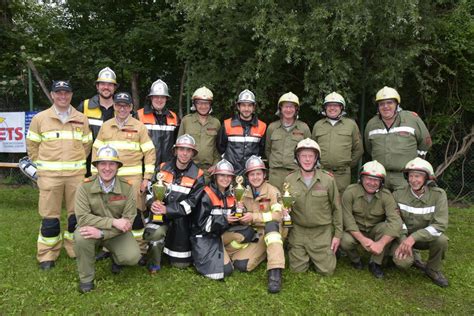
[144,134,205,271]
[190,159,237,280]
[78,67,118,176]
[138,79,179,167]
[217,89,266,176]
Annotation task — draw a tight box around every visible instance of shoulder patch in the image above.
[411,111,419,117]
[83,177,92,183]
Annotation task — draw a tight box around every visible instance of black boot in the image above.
[78,281,95,293]
[268,268,282,294]
[368,262,384,279]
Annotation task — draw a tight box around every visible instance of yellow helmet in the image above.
[402,157,435,180]
[278,92,300,107]
[92,145,122,167]
[96,67,117,84]
[375,86,400,104]
[192,86,213,101]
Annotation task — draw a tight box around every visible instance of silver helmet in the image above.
[96,67,117,84]
[148,79,170,97]
[237,89,256,104]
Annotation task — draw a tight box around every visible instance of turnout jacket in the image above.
[26,105,92,177]
[217,114,266,175]
[78,95,115,140]
[75,175,136,240]
[92,116,156,179]
[137,104,179,166]
[342,184,402,237]
[312,117,363,170]
[364,111,432,172]
[242,181,282,228]
[148,158,205,261]
[393,185,448,243]
[190,183,235,280]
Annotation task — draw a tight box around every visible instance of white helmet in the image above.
[245,155,266,174]
[92,144,123,167]
[173,134,198,155]
[191,86,213,112]
[213,159,235,176]
[360,160,386,180]
[192,86,213,101]
[237,89,256,104]
[322,92,346,117]
[148,79,170,97]
[295,138,321,156]
[276,92,299,116]
[96,67,117,84]
[375,86,400,104]
[402,157,435,181]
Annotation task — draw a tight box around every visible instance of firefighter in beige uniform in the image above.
[393,158,449,287]
[284,138,342,275]
[364,87,432,191]
[74,145,140,293]
[92,92,156,255]
[178,87,221,181]
[26,80,92,270]
[223,156,285,293]
[265,92,311,191]
[341,160,402,279]
[312,92,363,193]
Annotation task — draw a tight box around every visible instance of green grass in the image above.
[0,185,473,314]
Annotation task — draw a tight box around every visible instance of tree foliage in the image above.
[0,0,472,178]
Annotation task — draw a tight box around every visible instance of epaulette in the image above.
[322,169,334,177]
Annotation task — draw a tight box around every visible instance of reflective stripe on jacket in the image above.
[137,105,179,166]
[26,105,92,177]
[217,115,266,175]
[92,116,156,179]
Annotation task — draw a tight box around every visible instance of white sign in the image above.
[0,112,26,153]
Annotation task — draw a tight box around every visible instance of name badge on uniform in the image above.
[109,195,127,202]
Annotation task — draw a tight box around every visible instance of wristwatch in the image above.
[99,230,105,239]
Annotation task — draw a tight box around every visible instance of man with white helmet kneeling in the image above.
[340,160,402,279]
[393,158,449,287]
[74,145,140,293]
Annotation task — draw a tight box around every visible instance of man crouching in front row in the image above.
[74,145,141,293]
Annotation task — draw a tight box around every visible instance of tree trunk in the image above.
[26,60,53,104]
[178,63,188,119]
[131,72,140,112]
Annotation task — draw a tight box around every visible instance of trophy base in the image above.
[283,220,293,228]
[234,212,244,218]
[152,214,164,224]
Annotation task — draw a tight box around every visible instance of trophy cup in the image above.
[233,175,246,218]
[151,173,166,224]
[281,182,295,227]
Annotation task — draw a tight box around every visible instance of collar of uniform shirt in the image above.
[53,105,72,123]
[410,187,425,199]
[99,177,116,194]
[115,115,131,129]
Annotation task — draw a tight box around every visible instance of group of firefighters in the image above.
[24,66,449,294]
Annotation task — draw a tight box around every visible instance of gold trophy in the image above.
[151,173,166,223]
[233,175,246,218]
[281,182,295,227]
